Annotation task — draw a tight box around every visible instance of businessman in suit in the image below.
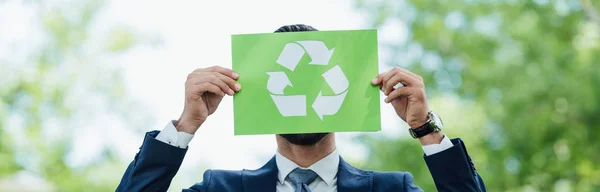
[117,24,486,192]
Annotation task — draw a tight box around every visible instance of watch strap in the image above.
[409,120,436,138]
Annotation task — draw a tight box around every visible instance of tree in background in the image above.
[0,0,153,191]
[355,0,600,191]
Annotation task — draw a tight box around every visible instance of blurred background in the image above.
[1,0,599,191]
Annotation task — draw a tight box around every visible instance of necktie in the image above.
[287,168,319,192]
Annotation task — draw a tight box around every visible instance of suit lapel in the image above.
[240,155,372,192]
[337,157,372,192]
[242,156,278,192]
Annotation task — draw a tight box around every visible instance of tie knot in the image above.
[287,168,319,186]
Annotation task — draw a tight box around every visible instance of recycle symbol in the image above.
[266,40,349,120]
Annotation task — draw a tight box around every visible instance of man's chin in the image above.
[278,133,329,146]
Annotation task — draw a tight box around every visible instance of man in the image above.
[117,24,486,192]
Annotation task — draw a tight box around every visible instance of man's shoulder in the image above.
[351,167,413,188]
[370,170,411,181]
[347,165,409,180]
[203,169,243,180]
[339,158,413,188]
[195,169,243,190]
[371,170,415,190]
[195,161,278,191]
[198,166,275,184]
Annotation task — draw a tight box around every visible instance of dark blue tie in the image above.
[287,168,319,192]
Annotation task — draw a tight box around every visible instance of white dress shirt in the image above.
[155,121,194,148]
[275,149,339,192]
[155,121,453,191]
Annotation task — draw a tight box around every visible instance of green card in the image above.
[231,29,381,135]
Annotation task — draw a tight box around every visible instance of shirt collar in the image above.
[275,149,339,186]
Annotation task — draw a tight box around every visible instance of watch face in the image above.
[430,112,443,129]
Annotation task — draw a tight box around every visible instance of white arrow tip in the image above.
[317,114,324,121]
[266,71,292,94]
[313,91,325,121]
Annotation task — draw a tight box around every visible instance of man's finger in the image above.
[190,75,234,96]
[214,72,241,92]
[195,71,241,92]
[384,87,413,103]
[372,73,385,85]
[383,73,409,96]
[380,70,397,93]
[372,69,396,85]
[209,66,239,80]
[391,67,423,88]
[193,66,239,80]
[190,82,225,97]
[203,75,234,96]
[395,67,423,83]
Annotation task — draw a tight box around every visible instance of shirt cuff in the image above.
[155,120,194,149]
[422,135,453,156]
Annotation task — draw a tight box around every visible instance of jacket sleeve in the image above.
[182,170,212,192]
[116,131,188,192]
[423,138,487,192]
[403,172,424,192]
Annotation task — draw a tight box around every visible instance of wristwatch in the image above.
[408,111,443,139]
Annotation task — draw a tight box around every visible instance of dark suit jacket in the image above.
[116,131,486,192]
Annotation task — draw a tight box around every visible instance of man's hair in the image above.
[274,24,318,33]
[274,24,329,146]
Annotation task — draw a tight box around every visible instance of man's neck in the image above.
[276,134,336,168]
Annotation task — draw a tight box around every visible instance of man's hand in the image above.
[176,66,241,134]
[372,67,443,145]
[372,67,429,127]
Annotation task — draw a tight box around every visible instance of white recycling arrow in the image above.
[271,95,306,116]
[269,40,348,120]
[321,65,349,94]
[297,40,335,65]
[266,72,292,94]
[312,90,348,120]
[276,43,305,71]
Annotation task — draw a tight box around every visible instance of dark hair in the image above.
[274,24,318,33]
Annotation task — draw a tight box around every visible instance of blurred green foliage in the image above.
[2,0,599,191]
[355,0,600,191]
[0,0,151,191]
